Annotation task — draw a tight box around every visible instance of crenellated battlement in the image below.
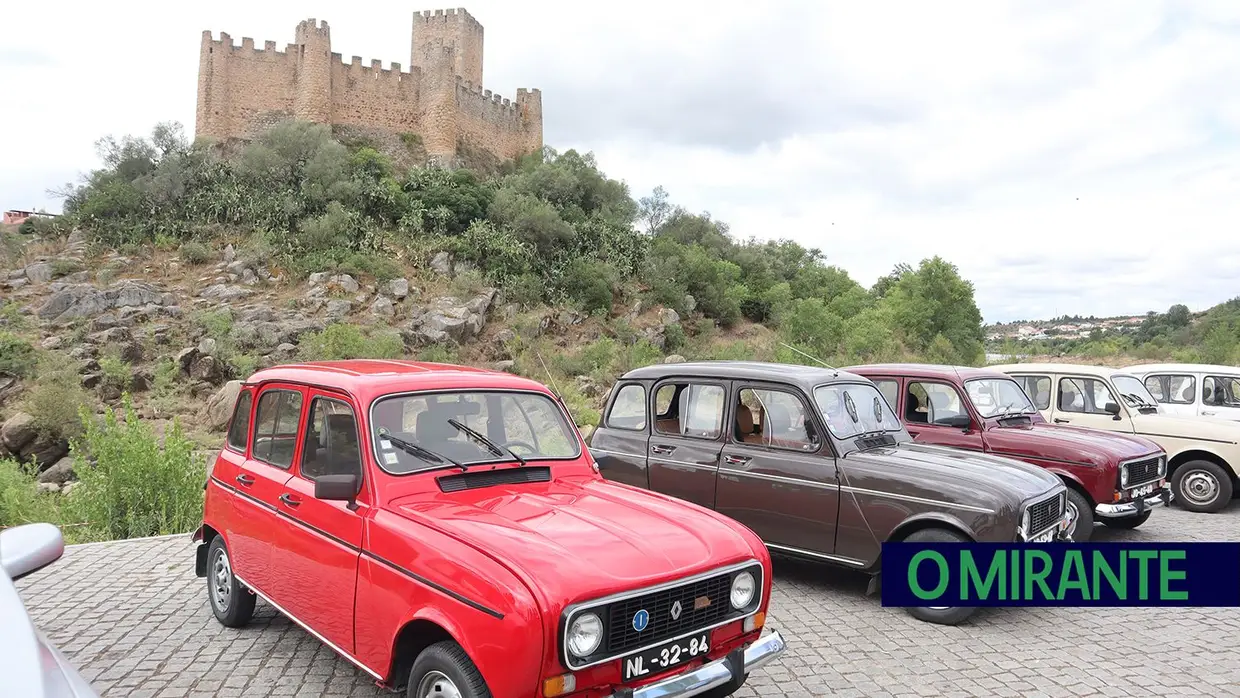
[197,8,540,162]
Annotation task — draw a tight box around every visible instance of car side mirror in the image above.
[937,414,973,430]
[0,523,65,582]
[1104,402,1121,418]
[314,473,361,508]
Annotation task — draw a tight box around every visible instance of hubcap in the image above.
[211,549,232,612]
[417,671,462,698]
[1063,501,1079,536]
[1182,470,1220,506]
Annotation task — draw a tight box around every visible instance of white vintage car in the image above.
[1124,363,1240,422]
[991,362,1240,513]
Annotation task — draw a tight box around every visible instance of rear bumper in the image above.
[1095,487,1173,517]
[608,630,786,698]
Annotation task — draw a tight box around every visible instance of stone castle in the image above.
[196,8,542,163]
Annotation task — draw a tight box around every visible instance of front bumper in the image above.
[1095,487,1173,518]
[608,631,786,698]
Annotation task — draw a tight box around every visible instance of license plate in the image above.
[621,633,710,682]
[1029,528,1056,543]
[1128,483,1156,498]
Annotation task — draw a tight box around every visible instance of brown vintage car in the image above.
[589,361,1071,625]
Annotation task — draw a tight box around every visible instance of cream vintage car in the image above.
[991,362,1240,513]
[1124,363,1240,422]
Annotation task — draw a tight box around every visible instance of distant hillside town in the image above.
[986,314,1154,342]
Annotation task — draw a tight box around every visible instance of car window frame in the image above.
[906,379,972,427]
[1057,376,1117,415]
[1013,374,1052,411]
[870,378,901,416]
[298,394,365,483]
[250,386,307,470]
[1145,373,1196,405]
[650,378,730,442]
[604,382,649,433]
[224,389,255,455]
[729,382,824,454]
[366,387,584,475]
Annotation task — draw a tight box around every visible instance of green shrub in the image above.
[0,331,38,377]
[417,345,459,364]
[99,350,131,392]
[560,259,616,314]
[178,241,212,265]
[663,323,686,352]
[24,354,89,441]
[63,398,204,541]
[51,258,84,277]
[0,458,60,528]
[299,324,404,361]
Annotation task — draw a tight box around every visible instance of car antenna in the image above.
[780,342,839,376]
[535,351,564,397]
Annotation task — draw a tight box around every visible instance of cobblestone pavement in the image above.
[16,503,1240,698]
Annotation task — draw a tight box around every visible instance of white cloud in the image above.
[2,0,1238,322]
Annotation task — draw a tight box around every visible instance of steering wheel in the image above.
[503,441,537,455]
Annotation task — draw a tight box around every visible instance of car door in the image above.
[1142,372,1197,417]
[1050,375,1134,433]
[1202,374,1240,421]
[715,383,840,554]
[1011,373,1055,422]
[271,390,367,654]
[591,381,654,489]
[901,380,985,452]
[646,379,728,509]
[232,384,304,596]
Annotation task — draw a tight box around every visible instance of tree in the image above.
[638,185,672,235]
[882,257,984,364]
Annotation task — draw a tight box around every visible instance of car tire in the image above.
[407,641,492,698]
[1100,511,1152,529]
[1063,488,1095,541]
[207,536,255,628]
[900,528,977,626]
[1171,460,1233,513]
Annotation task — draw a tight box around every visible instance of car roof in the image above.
[1124,362,1240,376]
[988,362,1135,378]
[844,363,1012,382]
[244,360,554,400]
[619,360,871,390]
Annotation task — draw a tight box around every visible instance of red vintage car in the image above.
[192,360,785,698]
[846,364,1171,541]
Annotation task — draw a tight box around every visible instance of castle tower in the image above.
[412,9,483,86]
[293,19,332,124]
[197,31,233,139]
[515,88,544,154]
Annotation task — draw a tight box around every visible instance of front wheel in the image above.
[1063,488,1095,541]
[207,536,255,627]
[900,528,977,626]
[1171,460,1233,513]
[1100,511,1152,529]
[408,641,492,698]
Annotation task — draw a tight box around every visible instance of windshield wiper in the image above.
[1120,392,1156,408]
[448,418,527,465]
[377,428,466,471]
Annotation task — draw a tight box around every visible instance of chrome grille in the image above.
[1124,456,1163,487]
[1026,492,1065,535]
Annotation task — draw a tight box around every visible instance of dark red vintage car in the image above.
[193,360,785,698]
[846,363,1171,540]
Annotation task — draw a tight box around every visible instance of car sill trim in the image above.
[840,485,996,514]
[234,571,385,681]
[765,543,866,567]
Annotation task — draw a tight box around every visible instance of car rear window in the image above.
[226,391,253,453]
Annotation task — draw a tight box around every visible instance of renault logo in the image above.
[670,601,682,620]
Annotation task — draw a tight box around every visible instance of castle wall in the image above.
[197,33,298,140]
[330,57,421,135]
[453,80,541,160]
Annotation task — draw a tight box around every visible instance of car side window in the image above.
[226,392,253,453]
[872,380,899,413]
[1143,376,1165,403]
[1058,377,1115,414]
[735,388,816,451]
[300,398,362,481]
[252,388,304,469]
[1204,376,1240,406]
[654,382,725,439]
[1015,375,1051,410]
[906,381,966,426]
[606,384,647,431]
[1152,375,1195,404]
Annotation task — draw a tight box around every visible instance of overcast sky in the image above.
[3,1,1239,323]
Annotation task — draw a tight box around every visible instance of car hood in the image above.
[986,421,1161,467]
[849,441,1061,502]
[1131,412,1240,442]
[387,476,759,608]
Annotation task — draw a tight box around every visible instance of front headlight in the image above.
[566,613,603,658]
[1158,457,1167,477]
[730,571,756,609]
[1120,465,1129,488]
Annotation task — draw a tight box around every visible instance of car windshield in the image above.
[964,378,1037,418]
[1111,375,1158,407]
[813,383,903,440]
[370,390,580,473]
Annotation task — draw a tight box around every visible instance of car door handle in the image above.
[723,454,750,466]
[1053,418,1070,424]
[235,474,255,486]
[278,493,301,507]
[651,445,676,455]
[1203,411,1217,416]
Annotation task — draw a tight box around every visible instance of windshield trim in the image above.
[367,387,584,476]
[961,377,1038,420]
[1109,373,1159,408]
[811,380,905,441]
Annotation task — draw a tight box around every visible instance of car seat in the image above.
[906,393,928,423]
